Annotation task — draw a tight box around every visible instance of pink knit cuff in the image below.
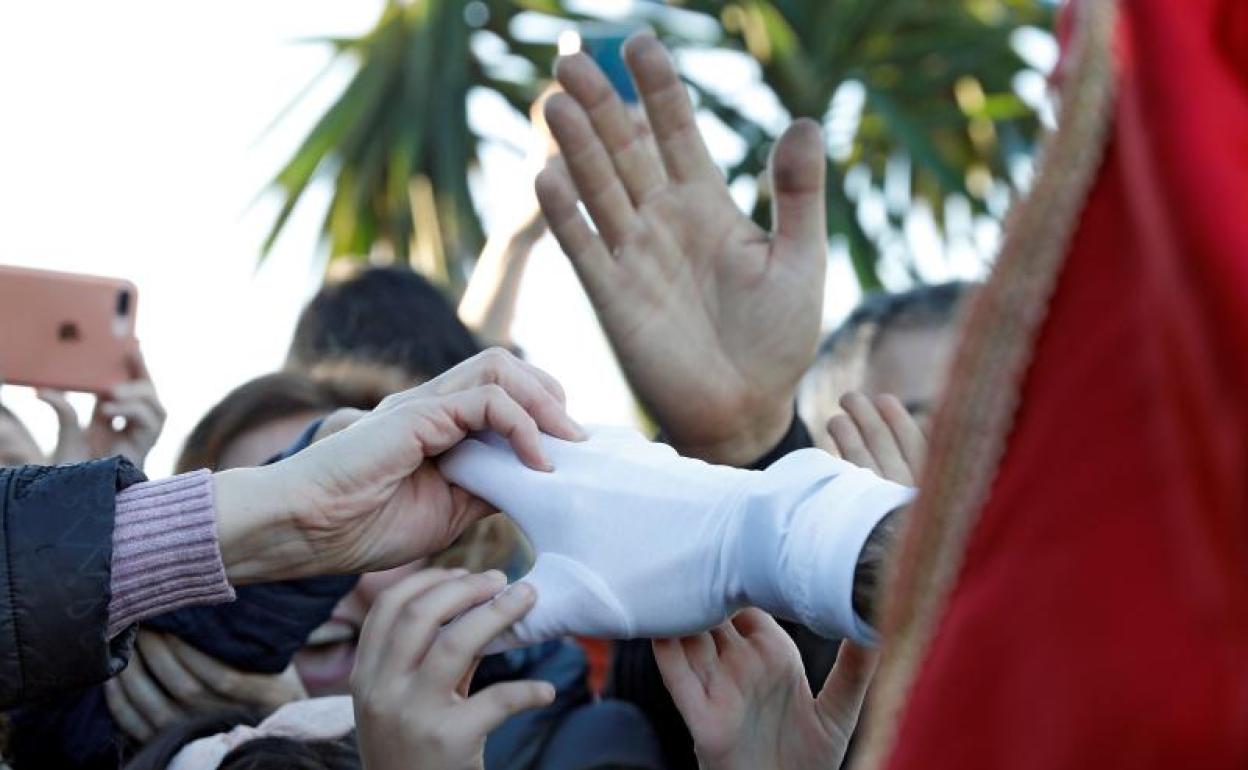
[108,470,235,638]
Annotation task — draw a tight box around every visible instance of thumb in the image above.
[37,389,89,463]
[769,118,828,258]
[816,640,878,734]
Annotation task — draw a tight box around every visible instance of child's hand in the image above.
[827,392,927,485]
[351,569,556,770]
[654,609,876,770]
[105,631,306,742]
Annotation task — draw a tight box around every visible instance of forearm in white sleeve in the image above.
[730,449,914,645]
[439,428,913,648]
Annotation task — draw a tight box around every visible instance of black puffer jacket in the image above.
[0,457,145,709]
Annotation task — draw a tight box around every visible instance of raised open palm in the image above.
[654,609,876,770]
[537,33,828,465]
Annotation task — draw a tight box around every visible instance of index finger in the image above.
[435,385,552,471]
[653,637,707,712]
[841,392,913,485]
[352,568,468,688]
[875,394,927,478]
[424,582,537,686]
[426,349,584,442]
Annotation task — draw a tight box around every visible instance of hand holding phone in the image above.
[38,348,166,468]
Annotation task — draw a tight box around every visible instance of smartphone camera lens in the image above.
[116,289,131,317]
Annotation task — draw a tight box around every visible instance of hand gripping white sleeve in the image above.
[439,427,913,649]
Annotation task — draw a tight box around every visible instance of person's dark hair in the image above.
[175,373,338,474]
[798,281,974,443]
[820,281,973,360]
[175,366,410,474]
[124,706,361,770]
[217,736,361,770]
[287,266,481,382]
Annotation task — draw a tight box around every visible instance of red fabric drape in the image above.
[884,1,1248,767]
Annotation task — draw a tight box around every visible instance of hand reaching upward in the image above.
[654,609,875,770]
[537,33,828,466]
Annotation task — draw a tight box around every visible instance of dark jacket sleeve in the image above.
[0,458,145,710]
[8,418,358,770]
[146,416,355,672]
[612,412,831,770]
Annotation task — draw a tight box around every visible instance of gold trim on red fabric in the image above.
[853,1,1120,767]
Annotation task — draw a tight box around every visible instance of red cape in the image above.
[872,1,1248,766]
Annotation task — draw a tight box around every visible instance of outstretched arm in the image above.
[440,427,912,649]
[440,391,927,648]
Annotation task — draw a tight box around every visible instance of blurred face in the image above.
[295,560,426,696]
[216,411,326,470]
[863,324,957,425]
[0,410,43,467]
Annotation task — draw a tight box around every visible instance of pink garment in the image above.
[167,696,355,770]
[107,470,235,638]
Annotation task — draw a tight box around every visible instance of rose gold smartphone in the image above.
[0,265,138,394]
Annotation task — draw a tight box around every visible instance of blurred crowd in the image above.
[4,2,1244,767]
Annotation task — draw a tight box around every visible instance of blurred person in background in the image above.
[457,86,561,352]
[121,572,617,770]
[3,348,583,770]
[0,348,166,471]
[0,404,42,467]
[286,265,480,383]
[798,282,971,455]
[6,366,399,768]
[90,265,593,768]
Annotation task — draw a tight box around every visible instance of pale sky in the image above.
[0,2,1005,475]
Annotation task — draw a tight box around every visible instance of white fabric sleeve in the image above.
[439,428,913,649]
[732,449,915,645]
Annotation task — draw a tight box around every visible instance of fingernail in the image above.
[449,568,470,578]
[484,570,507,587]
[497,582,534,607]
[539,682,556,701]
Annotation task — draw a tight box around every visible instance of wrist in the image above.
[670,397,793,467]
[852,509,905,624]
[731,450,914,644]
[213,465,308,584]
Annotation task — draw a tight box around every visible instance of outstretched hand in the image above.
[215,349,585,583]
[654,609,875,770]
[538,33,827,466]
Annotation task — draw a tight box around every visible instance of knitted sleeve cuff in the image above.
[107,470,235,638]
